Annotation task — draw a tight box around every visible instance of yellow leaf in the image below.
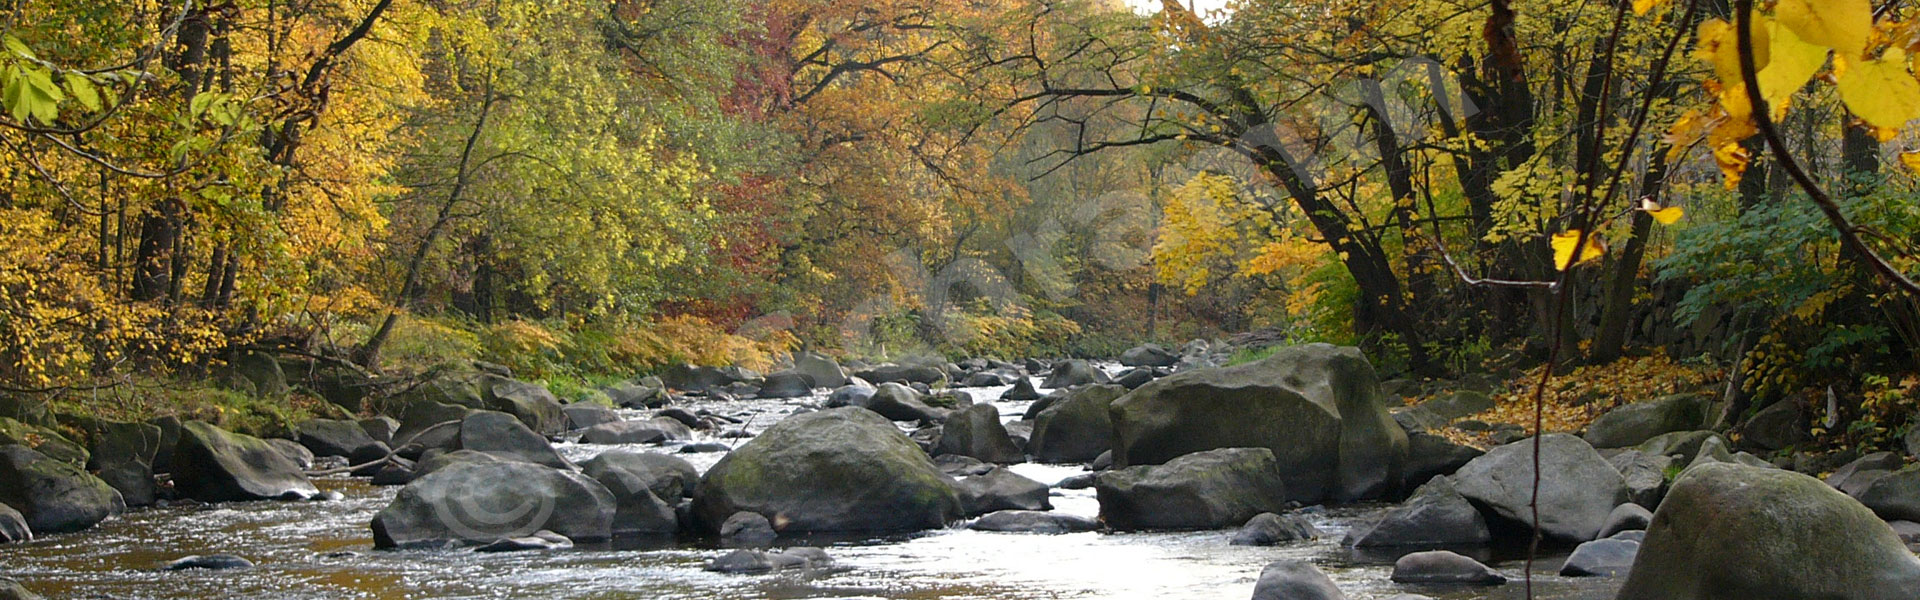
[1776,0,1874,59]
[1697,17,1770,91]
[1649,206,1685,225]
[1757,17,1829,118]
[1714,141,1752,190]
[1899,150,1920,175]
[1552,230,1607,271]
[1633,0,1666,16]
[1837,48,1920,130]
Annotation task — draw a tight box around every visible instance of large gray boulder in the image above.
[1108,344,1407,502]
[0,445,122,534]
[968,510,1102,534]
[580,418,693,445]
[1583,395,1712,449]
[395,365,567,436]
[933,404,1023,464]
[578,451,698,501]
[659,364,760,393]
[1230,512,1320,545]
[457,411,572,469]
[370,461,615,549]
[757,371,816,399]
[0,417,86,466]
[853,364,947,386]
[1250,559,1348,600]
[1561,538,1639,577]
[1095,447,1291,530]
[846,383,947,423]
[1042,360,1109,388]
[954,468,1051,516]
[1857,465,1920,522]
[171,422,317,502]
[1401,431,1484,489]
[85,421,162,507]
[793,352,849,389]
[297,419,385,462]
[1119,344,1179,368]
[1344,477,1489,547]
[560,404,620,431]
[1390,550,1505,585]
[1739,399,1807,451]
[0,502,27,543]
[1029,384,1126,464]
[1451,434,1627,542]
[691,407,962,534]
[1615,462,1920,600]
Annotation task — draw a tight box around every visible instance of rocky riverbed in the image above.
[2,344,1915,599]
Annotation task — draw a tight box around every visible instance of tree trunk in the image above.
[1590,153,1672,363]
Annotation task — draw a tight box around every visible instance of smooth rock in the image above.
[1344,477,1489,547]
[474,530,573,552]
[458,411,572,469]
[370,461,615,549]
[164,554,254,570]
[578,451,697,501]
[719,511,777,545]
[968,510,1102,534]
[580,418,693,445]
[1029,384,1126,464]
[1597,503,1653,539]
[934,404,1024,464]
[1451,434,1627,542]
[1250,559,1348,600]
[1390,550,1506,585]
[954,468,1051,516]
[1095,447,1291,530]
[1560,538,1638,577]
[1230,512,1320,546]
[1616,462,1920,600]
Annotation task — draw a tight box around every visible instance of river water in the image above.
[0,375,1623,600]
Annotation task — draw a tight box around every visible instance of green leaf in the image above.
[190,92,212,119]
[2,65,25,123]
[65,73,99,111]
[25,83,58,123]
[23,67,61,102]
[3,35,35,61]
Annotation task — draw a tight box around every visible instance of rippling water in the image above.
[0,373,1623,600]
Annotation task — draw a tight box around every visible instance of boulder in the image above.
[582,468,676,536]
[579,418,693,445]
[602,381,667,409]
[1682,435,1774,471]
[0,577,42,600]
[482,378,569,436]
[1390,550,1505,585]
[1230,512,1320,545]
[659,364,760,393]
[1560,538,1638,577]
[397,366,567,436]
[359,417,400,445]
[1111,368,1155,389]
[1615,462,1920,600]
[652,407,705,430]
[0,502,28,543]
[1029,384,1126,464]
[703,547,832,574]
[825,384,877,408]
[719,511,778,546]
[1635,430,1720,463]
[968,510,1102,534]
[171,421,317,502]
[853,364,947,386]
[0,445,122,534]
[297,419,384,461]
[579,451,698,501]
[412,449,505,479]
[1608,450,1673,508]
[1001,378,1043,401]
[150,416,181,473]
[960,371,1014,387]
[933,404,1024,464]
[1829,452,1906,497]
[954,468,1051,516]
[1250,560,1349,600]
[853,383,948,423]
[561,404,621,431]
[370,461,615,549]
[1421,391,1495,421]
[1095,447,1291,530]
[222,350,289,398]
[456,411,572,469]
[1740,399,1807,451]
[793,352,849,389]
[265,438,314,470]
[1584,395,1712,449]
[691,407,962,534]
[1400,431,1484,489]
[1857,465,1920,522]
[1597,503,1653,539]
[757,371,816,399]
[1108,344,1407,502]
[1120,344,1179,368]
[0,417,87,466]
[85,421,161,507]
[935,454,995,477]
[1042,360,1109,388]
[1344,477,1489,547]
[1451,434,1627,542]
[391,399,476,459]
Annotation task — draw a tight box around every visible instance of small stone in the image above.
[1229,512,1320,546]
[474,530,573,553]
[1560,538,1639,577]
